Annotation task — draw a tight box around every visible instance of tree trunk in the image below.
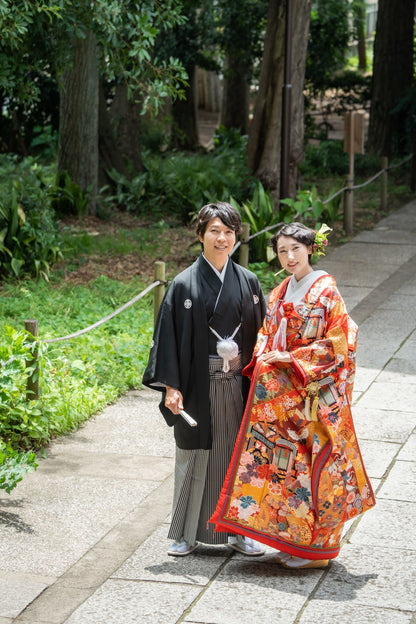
[367,0,414,157]
[247,0,311,205]
[220,56,250,134]
[171,64,199,149]
[98,83,131,190]
[354,1,367,71]
[58,31,99,214]
[109,84,143,175]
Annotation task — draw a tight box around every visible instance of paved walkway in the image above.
[1,201,416,624]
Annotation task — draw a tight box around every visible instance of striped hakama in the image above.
[168,355,243,545]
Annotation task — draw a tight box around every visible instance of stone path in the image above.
[1,201,415,624]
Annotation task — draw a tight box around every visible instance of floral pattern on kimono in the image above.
[210,274,375,560]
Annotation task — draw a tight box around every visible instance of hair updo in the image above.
[271,222,316,264]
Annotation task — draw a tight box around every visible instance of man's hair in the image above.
[195,202,242,238]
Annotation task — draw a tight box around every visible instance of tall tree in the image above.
[58,32,99,213]
[247,0,311,204]
[217,0,268,135]
[367,0,414,157]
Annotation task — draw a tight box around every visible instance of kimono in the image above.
[142,254,266,449]
[143,254,266,545]
[210,272,376,559]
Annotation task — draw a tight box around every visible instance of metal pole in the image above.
[280,0,293,203]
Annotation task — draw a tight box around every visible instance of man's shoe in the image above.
[228,535,265,556]
[167,539,199,557]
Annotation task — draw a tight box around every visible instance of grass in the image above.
[0,275,154,452]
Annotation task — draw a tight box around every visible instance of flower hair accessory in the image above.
[314,223,332,257]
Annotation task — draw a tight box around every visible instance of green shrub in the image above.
[1,276,154,453]
[0,155,63,279]
[301,141,348,176]
[103,133,255,223]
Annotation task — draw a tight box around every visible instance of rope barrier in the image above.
[232,152,413,246]
[44,280,164,344]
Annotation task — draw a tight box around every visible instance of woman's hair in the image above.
[271,222,316,264]
[195,202,242,238]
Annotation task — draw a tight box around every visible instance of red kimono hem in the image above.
[212,520,340,560]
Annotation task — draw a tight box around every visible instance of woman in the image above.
[143,202,266,556]
[210,222,375,568]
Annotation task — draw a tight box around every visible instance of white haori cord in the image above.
[209,323,241,372]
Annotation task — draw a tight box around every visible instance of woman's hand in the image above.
[261,350,292,364]
[165,386,184,414]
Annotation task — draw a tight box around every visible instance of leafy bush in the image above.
[1,276,154,458]
[0,441,37,493]
[301,140,348,176]
[231,182,276,263]
[103,129,255,223]
[0,155,63,278]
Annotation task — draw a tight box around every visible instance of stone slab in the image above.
[352,407,415,443]
[357,439,400,479]
[316,259,392,289]
[337,242,416,266]
[0,473,156,577]
[64,579,202,624]
[14,587,96,624]
[38,450,173,482]
[378,359,416,384]
[356,381,416,413]
[299,600,413,624]
[314,543,416,612]
[353,367,381,393]
[183,558,323,624]
[354,227,416,245]
[55,389,174,457]
[113,524,230,586]
[349,499,416,550]
[0,576,50,619]
[377,460,416,502]
[376,205,416,231]
[398,432,416,460]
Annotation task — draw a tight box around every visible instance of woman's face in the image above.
[199,217,236,271]
[277,235,313,280]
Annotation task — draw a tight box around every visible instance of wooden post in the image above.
[239,222,250,268]
[380,156,388,211]
[411,143,416,192]
[154,261,165,325]
[343,111,364,236]
[25,319,39,401]
[344,112,355,235]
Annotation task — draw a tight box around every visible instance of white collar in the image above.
[284,270,327,306]
[202,254,229,283]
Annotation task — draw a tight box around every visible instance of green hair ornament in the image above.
[314,224,332,257]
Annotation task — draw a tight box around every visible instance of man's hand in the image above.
[165,386,184,414]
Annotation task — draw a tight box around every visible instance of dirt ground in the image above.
[57,108,406,286]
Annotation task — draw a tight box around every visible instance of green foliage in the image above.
[0,276,154,470]
[103,132,255,223]
[230,182,276,263]
[0,156,63,279]
[306,0,350,96]
[0,441,38,494]
[49,171,89,217]
[249,262,286,294]
[280,186,342,228]
[301,141,349,176]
